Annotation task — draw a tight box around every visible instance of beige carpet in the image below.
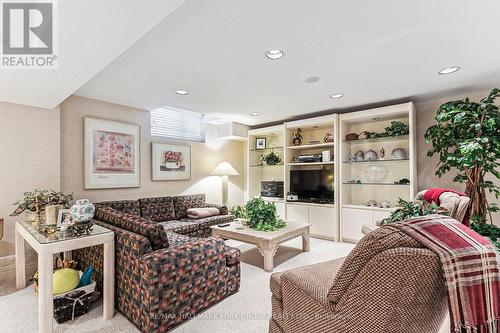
[0,238,450,332]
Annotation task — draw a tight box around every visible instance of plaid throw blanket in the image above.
[393,215,500,333]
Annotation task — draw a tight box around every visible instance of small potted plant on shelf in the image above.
[245,197,286,231]
[263,151,281,166]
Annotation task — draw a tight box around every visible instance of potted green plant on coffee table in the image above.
[244,197,286,231]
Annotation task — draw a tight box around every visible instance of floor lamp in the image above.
[213,161,239,207]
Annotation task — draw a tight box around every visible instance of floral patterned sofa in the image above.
[73,194,240,333]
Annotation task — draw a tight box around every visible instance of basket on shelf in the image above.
[53,280,96,323]
[345,132,359,141]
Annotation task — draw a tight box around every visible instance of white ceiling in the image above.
[0,0,186,109]
[4,1,500,125]
[75,0,500,125]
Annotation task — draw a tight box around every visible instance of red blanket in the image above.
[394,215,500,333]
[423,188,466,205]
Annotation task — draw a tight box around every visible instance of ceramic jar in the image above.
[70,199,95,223]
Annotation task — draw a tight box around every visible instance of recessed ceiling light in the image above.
[305,76,320,83]
[438,66,461,75]
[250,112,260,116]
[330,93,343,99]
[175,89,189,95]
[265,50,284,60]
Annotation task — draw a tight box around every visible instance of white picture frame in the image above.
[152,142,191,181]
[84,117,140,189]
[56,209,71,227]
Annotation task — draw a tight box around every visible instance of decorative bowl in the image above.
[379,201,391,208]
[364,164,389,182]
[364,149,378,161]
[391,148,406,160]
[345,133,359,141]
[70,199,95,223]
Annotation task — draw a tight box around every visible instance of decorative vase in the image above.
[70,199,95,223]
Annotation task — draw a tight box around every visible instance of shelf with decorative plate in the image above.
[342,135,409,145]
[342,158,409,164]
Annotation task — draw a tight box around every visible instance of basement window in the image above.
[151,107,205,142]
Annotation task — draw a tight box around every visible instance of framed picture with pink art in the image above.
[152,142,191,181]
[84,117,140,189]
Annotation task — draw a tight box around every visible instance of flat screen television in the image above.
[290,169,334,203]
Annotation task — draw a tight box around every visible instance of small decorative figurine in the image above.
[292,128,303,146]
[324,132,334,143]
[379,147,385,160]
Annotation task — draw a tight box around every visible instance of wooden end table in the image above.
[15,220,115,333]
[211,221,310,272]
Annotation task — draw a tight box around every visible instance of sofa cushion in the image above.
[327,225,423,304]
[173,194,206,219]
[94,206,169,250]
[160,220,201,235]
[179,215,233,229]
[166,231,194,246]
[270,258,345,302]
[97,200,141,216]
[139,196,176,222]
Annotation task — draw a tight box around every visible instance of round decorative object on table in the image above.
[364,164,389,182]
[364,149,378,161]
[70,199,95,223]
[391,148,406,160]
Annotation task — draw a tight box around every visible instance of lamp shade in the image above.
[212,161,239,176]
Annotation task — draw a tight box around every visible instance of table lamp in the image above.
[212,161,239,206]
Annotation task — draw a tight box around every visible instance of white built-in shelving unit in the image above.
[339,102,417,242]
[246,103,416,244]
[283,115,339,241]
[247,125,286,218]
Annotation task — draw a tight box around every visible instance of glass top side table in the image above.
[15,220,115,333]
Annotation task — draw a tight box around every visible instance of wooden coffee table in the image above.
[211,221,311,272]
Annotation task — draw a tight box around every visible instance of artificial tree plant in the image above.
[424,88,500,224]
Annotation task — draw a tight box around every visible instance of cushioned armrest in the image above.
[139,237,230,332]
[205,203,228,215]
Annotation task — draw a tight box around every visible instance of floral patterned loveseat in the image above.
[73,194,240,333]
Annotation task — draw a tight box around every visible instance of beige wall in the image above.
[60,96,245,206]
[0,103,61,244]
[0,90,497,248]
[415,89,499,226]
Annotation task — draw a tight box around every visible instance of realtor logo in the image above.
[1,0,57,68]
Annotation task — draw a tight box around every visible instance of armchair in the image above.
[269,225,447,333]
